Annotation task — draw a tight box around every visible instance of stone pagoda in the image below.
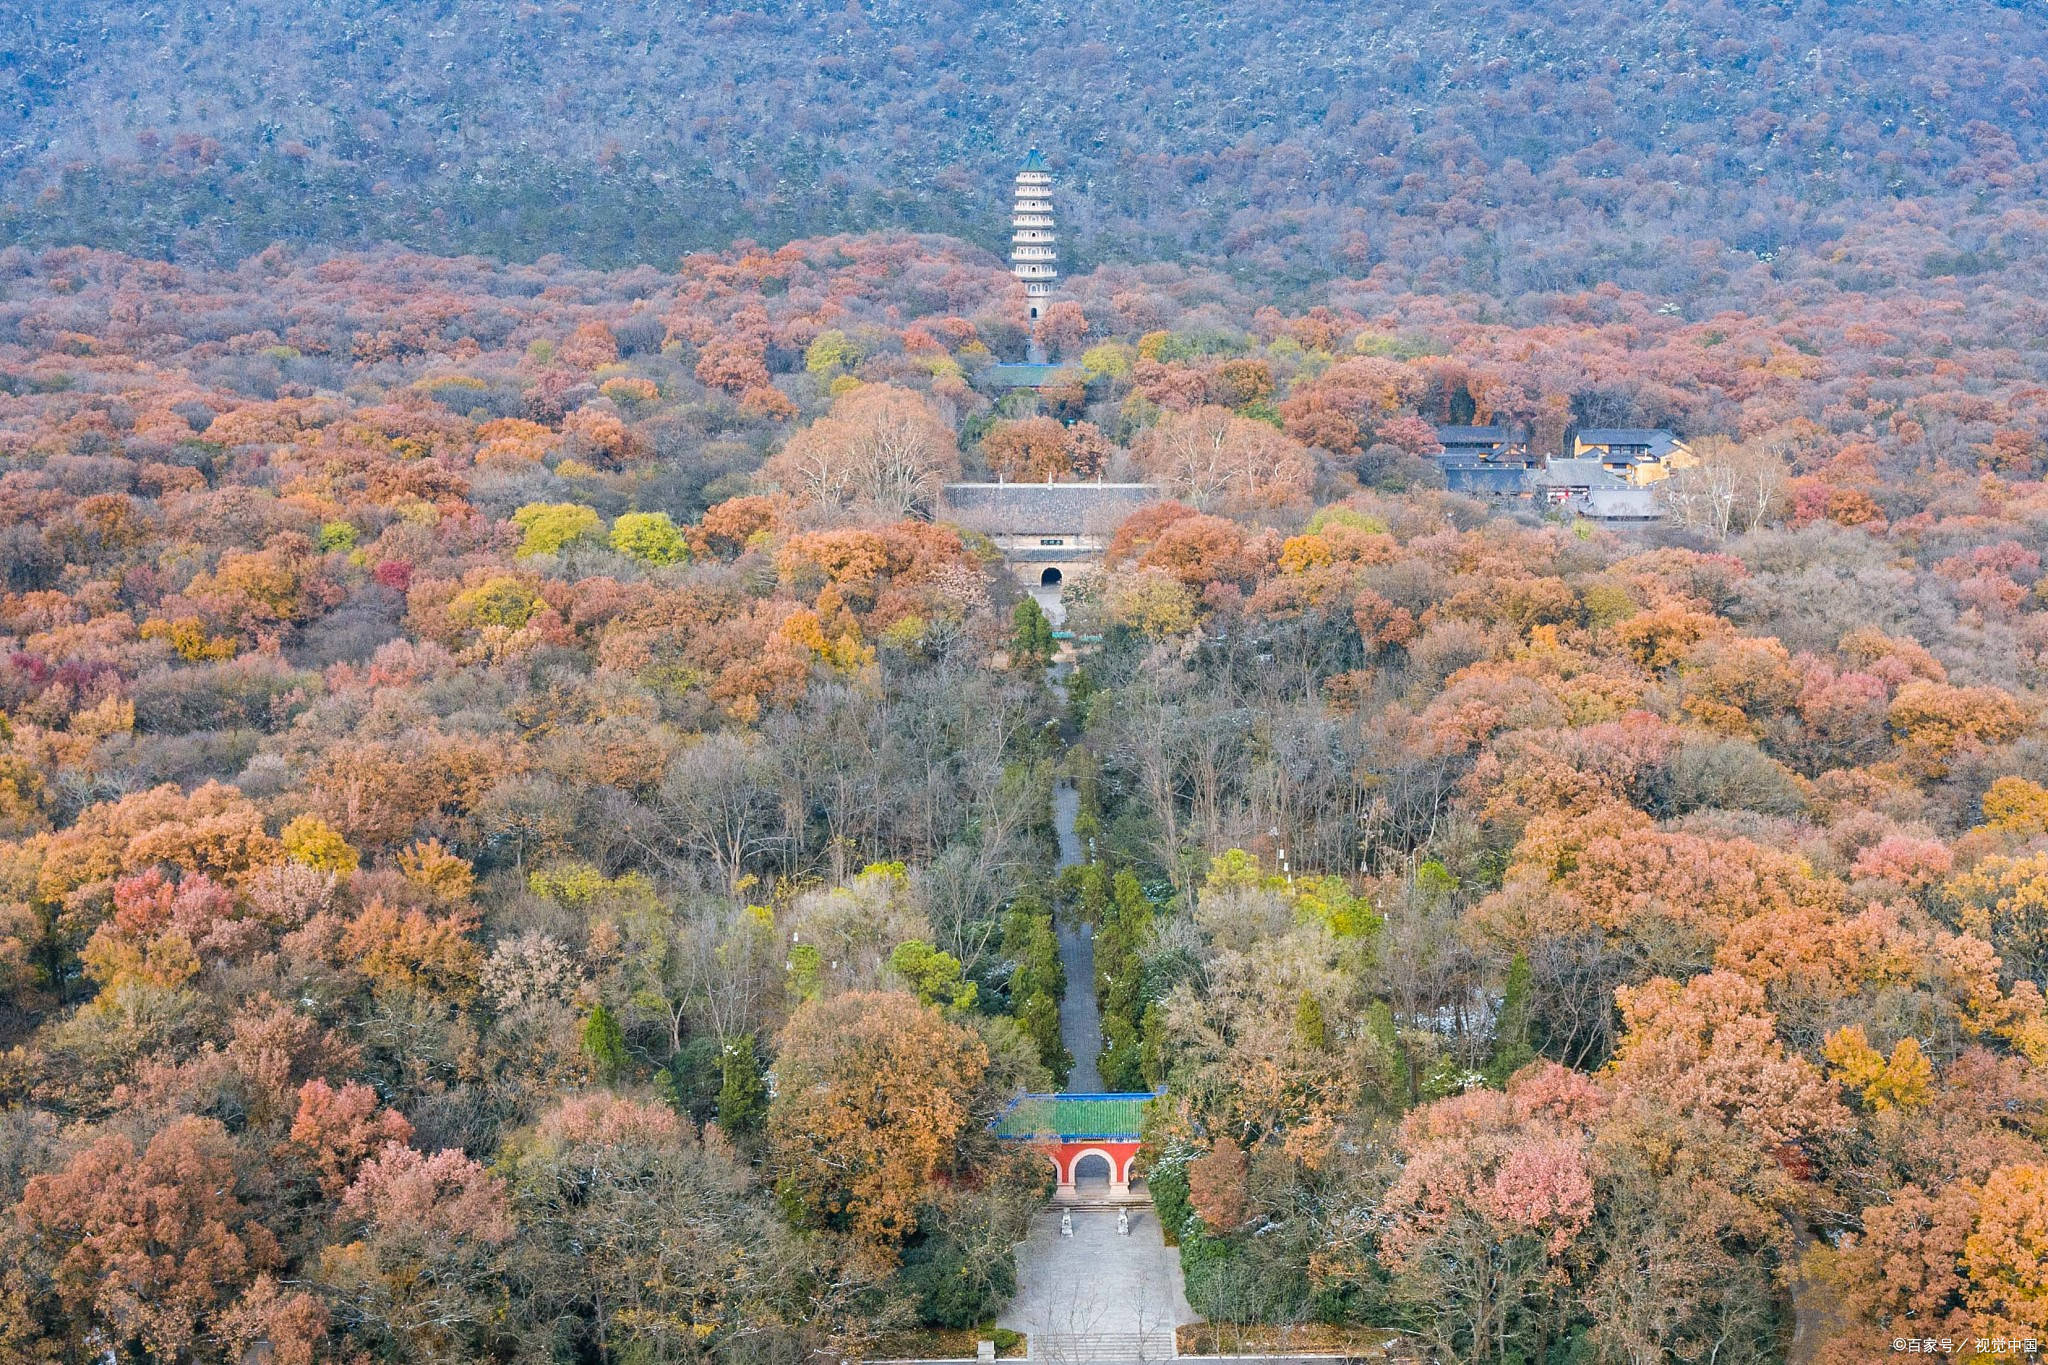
[1010,148,1058,323]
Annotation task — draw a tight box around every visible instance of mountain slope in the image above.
[3,0,2046,293]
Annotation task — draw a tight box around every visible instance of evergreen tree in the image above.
[1018,991,1071,1086]
[582,1003,628,1081]
[1078,862,1111,922]
[1003,895,1069,1080]
[1295,991,1328,1051]
[1065,665,1100,731]
[1093,870,1156,1086]
[1010,597,1055,668]
[1004,897,1065,1002]
[1485,951,1536,1086]
[1365,999,1411,1109]
[1111,870,1153,938]
[1139,1002,1169,1090]
[1072,750,1104,848]
[718,1034,768,1133]
[1100,1013,1146,1091]
[889,939,978,1013]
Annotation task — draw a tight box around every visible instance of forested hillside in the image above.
[6,0,2048,296]
[0,230,2046,1358]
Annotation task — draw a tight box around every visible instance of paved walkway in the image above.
[1054,780,1083,868]
[1005,694,1197,1363]
[1057,919,1103,1091]
[1051,782,1103,1091]
[997,1205,1196,1364]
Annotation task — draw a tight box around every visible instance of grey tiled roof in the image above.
[1443,464,1532,494]
[939,482,1162,535]
[1576,428,1681,459]
[1434,425,1520,443]
[1436,450,1539,468]
[1532,458,1630,490]
[1579,487,1665,520]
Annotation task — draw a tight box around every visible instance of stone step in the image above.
[1028,1331,1177,1362]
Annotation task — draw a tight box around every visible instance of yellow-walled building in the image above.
[1572,428,1696,485]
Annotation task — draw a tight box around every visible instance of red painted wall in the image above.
[1047,1138,1141,1184]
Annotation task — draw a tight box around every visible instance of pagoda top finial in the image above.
[1020,147,1048,173]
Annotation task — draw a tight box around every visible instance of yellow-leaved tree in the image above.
[767,990,987,1257]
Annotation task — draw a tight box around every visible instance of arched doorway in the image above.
[1071,1151,1112,1193]
[1041,566,1063,586]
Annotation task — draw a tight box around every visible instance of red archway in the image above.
[992,1093,1151,1201]
[1047,1139,1141,1195]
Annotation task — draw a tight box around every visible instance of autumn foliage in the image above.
[1,229,2047,1361]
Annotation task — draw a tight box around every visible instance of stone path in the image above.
[1051,781,1102,1091]
[997,1205,1195,1365]
[1053,780,1083,868]
[1057,918,1104,1091]
[1000,693,1201,1364]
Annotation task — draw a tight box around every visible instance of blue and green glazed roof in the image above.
[1020,148,1048,172]
[992,1092,1150,1141]
[979,362,1072,390]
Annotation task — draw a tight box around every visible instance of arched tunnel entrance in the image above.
[1041,566,1063,586]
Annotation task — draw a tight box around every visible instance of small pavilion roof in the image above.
[979,362,1074,390]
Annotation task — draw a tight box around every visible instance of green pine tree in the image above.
[1364,999,1411,1109]
[1111,870,1153,938]
[717,1034,768,1133]
[1100,1013,1146,1091]
[1065,666,1100,730]
[1079,862,1111,922]
[1294,990,1327,1051]
[787,942,823,1003]
[1010,597,1055,667]
[1073,753,1104,848]
[888,938,978,1013]
[1018,991,1070,1085]
[1486,951,1537,1086]
[582,1002,628,1081]
[1004,898,1065,1001]
[1139,1002,1169,1090]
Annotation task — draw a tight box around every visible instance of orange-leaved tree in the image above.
[767,990,988,1255]
[19,1116,284,1359]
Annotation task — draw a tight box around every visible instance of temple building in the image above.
[1011,149,1058,323]
[1431,424,1539,497]
[939,481,1158,592]
[1571,428,1696,485]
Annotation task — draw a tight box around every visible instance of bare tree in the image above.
[650,731,786,893]
[1662,436,1788,540]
